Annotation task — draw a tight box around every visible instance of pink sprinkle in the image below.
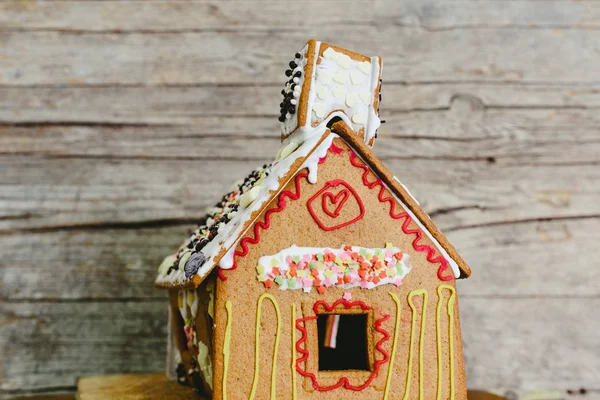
[394,278,403,287]
[302,254,312,263]
[302,278,313,287]
[323,278,333,287]
[285,255,292,264]
[385,250,394,257]
[360,281,369,288]
[343,292,352,301]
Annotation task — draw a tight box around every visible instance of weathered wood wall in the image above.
[1,1,599,399]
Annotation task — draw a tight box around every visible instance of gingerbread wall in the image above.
[212,138,467,400]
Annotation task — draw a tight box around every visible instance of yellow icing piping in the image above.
[249,293,281,400]
[291,303,297,400]
[403,289,428,400]
[223,300,233,400]
[436,285,456,400]
[383,292,402,400]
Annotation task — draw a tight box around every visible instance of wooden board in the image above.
[1,0,599,398]
[77,374,204,400]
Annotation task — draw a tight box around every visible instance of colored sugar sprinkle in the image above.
[256,244,411,293]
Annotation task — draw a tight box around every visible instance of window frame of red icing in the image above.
[307,179,365,232]
[296,299,390,392]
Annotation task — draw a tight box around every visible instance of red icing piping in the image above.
[321,189,349,218]
[295,298,391,392]
[307,179,365,231]
[318,142,345,164]
[218,172,308,280]
[348,152,454,281]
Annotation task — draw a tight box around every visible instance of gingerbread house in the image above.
[155,39,472,400]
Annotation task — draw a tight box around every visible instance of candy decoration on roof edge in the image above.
[280,40,383,147]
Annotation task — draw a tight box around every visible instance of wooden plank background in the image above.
[1,0,599,398]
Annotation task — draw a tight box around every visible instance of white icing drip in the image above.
[197,341,213,389]
[256,244,412,292]
[188,289,199,319]
[365,57,382,144]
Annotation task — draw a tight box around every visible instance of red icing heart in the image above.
[307,179,365,232]
[322,190,349,218]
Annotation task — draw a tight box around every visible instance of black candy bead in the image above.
[289,105,296,114]
[294,71,302,77]
[281,89,285,95]
[295,52,302,59]
[184,251,206,279]
[278,115,286,122]
[289,61,297,69]
[285,69,293,77]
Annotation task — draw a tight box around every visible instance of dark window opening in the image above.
[317,313,370,371]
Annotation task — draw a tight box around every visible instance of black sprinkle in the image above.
[289,105,296,114]
[291,83,297,91]
[278,115,286,122]
[295,52,302,59]
[289,61,297,69]
[294,71,302,78]
[381,120,387,124]
[195,239,208,251]
[285,69,292,77]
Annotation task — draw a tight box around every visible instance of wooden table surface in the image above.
[1,1,599,399]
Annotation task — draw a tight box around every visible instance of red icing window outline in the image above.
[295,298,391,392]
[307,179,365,231]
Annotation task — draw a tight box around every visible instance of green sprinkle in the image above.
[274,275,284,285]
[334,257,343,265]
[288,278,297,289]
[270,258,279,266]
[317,254,324,262]
[292,255,301,263]
[385,242,393,249]
[359,248,368,257]
[257,264,265,274]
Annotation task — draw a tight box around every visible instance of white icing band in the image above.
[256,244,412,292]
